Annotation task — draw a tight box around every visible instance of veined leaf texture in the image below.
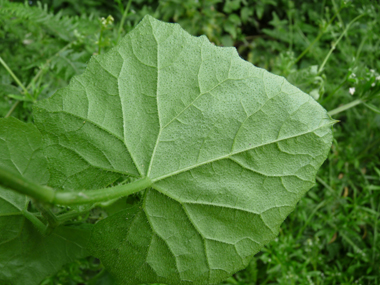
[0,16,333,285]
[0,118,90,285]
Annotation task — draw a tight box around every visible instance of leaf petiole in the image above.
[34,203,59,234]
[0,166,56,203]
[56,208,91,224]
[21,210,47,234]
[0,165,152,205]
[53,177,152,205]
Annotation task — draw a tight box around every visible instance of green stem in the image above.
[2,43,72,118]
[26,43,72,90]
[328,99,363,116]
[34,203,59,228]
[5,101,20,118]
[57,208,92,223]
[53,177,151,205]
[22,210,47,234]
[117,0,133,42]
[0,56,29,95]
[0,165,152,205]
[98,28,104,54]
[316,176,337,197]
[0,166,55,203]
[296,200,326,239]
[291,6,342,66]
[318,14,365,73]
[320,79,346,105]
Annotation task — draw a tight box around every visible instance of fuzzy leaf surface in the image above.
[34,16,333,285]
[0,118,90,285]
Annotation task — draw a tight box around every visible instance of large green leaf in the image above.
[34,16,333,284]
[0,118,90,285]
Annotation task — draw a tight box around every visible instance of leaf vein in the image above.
[152,121,334,182]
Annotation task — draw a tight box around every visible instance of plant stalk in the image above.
[0,165,152,205]
[56,208,91,223]
[26,42,72,90]
[22,210,47,234]
[328,99,363,116]
[291,6,342,66]
[98,28,104,54]
[0,56,29,95]
[117,0,133,41]
[53,177,151,205]
[318,14,365,73]
[0,166,56,203]
[5,101,20,118]
[34,203,59,229]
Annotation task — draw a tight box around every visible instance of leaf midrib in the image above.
[145,25,262,178]
[151,121,333,182]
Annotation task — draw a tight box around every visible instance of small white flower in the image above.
[349,87,355,95]
[372,83,375,87]
[376,76,380,81]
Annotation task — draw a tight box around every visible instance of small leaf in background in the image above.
[223,0,241,14]
[240,6,253,24]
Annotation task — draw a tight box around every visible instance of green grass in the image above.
[1,0,379,284]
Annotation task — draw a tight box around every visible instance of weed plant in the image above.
[0,0,379,284]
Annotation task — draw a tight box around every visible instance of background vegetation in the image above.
[0,0,379,284]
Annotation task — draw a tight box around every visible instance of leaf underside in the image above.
[32,16,333,285]
[0,118,90,285]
